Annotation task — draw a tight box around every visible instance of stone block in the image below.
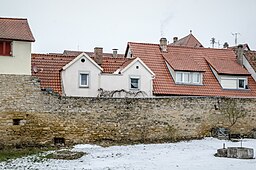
[227,147,254,159]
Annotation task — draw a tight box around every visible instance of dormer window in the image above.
[220,77,248,90]
[175,71,202,85]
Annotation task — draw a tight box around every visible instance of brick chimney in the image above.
[112,48,118,58]
[173,37,178,43]
[160,38,167,52]
[94,47,103,65]
[236,44,244,66]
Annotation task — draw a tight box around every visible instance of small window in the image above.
[81,58,85,63]
[79,73,89,87]
[176,72,183,82]
[0,41,12,56]
[183,73,190,83]
[54,137,65,145]
[130,78,139,89]
[192,73,200,83]
[13,119,21,125]
[238,79,245,89]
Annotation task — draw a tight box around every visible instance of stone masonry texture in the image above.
[0,74,256,146]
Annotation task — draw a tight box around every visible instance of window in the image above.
[0,41,12,56]
[192,73,200,83]
[13,119,22,125]
[220,77,247,89]
[238,79,245,89]
[176,73,183,83]
[79,73,89,87]
[130,77,140,89]
[183,73,190,83]
[176,72,201,85]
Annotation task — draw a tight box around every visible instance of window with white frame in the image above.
[238,79,245,89]
[192,73,200,83]
[79,73,89,87]
[130,77,140,90]
[175,71,201,85]
[220,77,247,90]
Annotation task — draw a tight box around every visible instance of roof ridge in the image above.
[128,42,159,46]
[32,53,75,57]
[168,45,233,51]
[0,17,27,20]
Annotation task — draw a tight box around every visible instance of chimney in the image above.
[112,48,118,58]
[160,38,168,52]
[173,37,178,43]
[223,42,229,48]
[94,47,103,65]
[236,44,244,66]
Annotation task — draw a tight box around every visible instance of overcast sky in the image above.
[1,0,256,53]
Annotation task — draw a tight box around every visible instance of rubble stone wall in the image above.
[0,75,256,146]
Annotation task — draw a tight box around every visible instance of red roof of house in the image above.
[163,53,205,72]
[244,51,256,71]
[63,50,124,58]
[0,17,35,42]
[128,42,256,97]
[170,34,203,48]
[206,57,250,75]
[32,53,130,94]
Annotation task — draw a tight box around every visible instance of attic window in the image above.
[81,58,85,63]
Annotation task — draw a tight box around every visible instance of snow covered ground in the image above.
[0,138,256,170]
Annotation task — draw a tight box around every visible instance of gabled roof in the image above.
[32,53,133,94]
[170,34,203,47]
[163,53,205,72]
[0,17,35,42]
[118,57,155,76]
[62,53,103,71]
[206,57,250,75]
[127,42,256,97]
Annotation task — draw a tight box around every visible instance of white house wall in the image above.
[61,56,101,97]
[0,41,31,75]
[100,60,153,96]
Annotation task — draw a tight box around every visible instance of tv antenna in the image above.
[232,32,240,45]
[210,37,216,48]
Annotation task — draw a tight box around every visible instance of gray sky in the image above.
[1,0,256,53]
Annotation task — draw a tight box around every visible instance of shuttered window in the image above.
[0,41,12,56]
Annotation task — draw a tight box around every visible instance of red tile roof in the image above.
[0,17,35,42]
[63,50,124,58]
[244,51,256,71]
[128,42,256,97]
[206,57,250,75]
[163,53,205,72]
[170,34,203,47]
[32,53,130,94]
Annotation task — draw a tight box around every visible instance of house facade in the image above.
[0,18,35,75]
[32,48,155,97]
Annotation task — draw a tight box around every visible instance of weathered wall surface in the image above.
[0,74,256,146]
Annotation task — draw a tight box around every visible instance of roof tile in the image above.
[0,17,35,42]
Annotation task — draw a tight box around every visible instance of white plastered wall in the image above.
[100,60,154,96]
[61,55,101,97]
[0,41,31,75]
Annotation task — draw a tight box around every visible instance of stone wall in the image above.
[0,74,256,146]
